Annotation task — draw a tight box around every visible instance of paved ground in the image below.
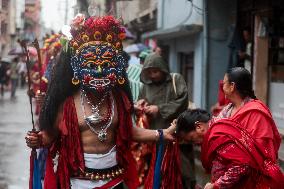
[0,87,283,189]
[0,88,31,189]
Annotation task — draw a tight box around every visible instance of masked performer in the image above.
[42,33,63,86]
[25,14,175,189]
[35,33,63,179]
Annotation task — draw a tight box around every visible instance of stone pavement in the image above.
[0,88,32,189]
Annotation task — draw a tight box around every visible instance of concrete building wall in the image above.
[206,0,237,109]
[193,33,204,108]
[23,0,41,41]
[9,0,16,35]
[0,0,9,56]
[157,0,203,29]
[85,0,106,16]
[154,0,204,107]
[163,33,204,106]
[15,0,25,29]
[116,0,157,24]
[0,0,18,56]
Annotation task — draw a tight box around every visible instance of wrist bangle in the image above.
[156,129,163,142]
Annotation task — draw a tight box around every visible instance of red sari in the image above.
[202,99,284,189]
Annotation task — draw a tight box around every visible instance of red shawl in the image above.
[202,100,284,189]
[44,90,139,189]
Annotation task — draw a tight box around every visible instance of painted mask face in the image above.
[71,42,127,93]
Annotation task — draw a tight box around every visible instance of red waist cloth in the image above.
[202,100,284,189]
[144,141,183,189]
[44,90,138,189]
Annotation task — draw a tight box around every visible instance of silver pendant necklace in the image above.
[80,90,114,142]
[81,90,108,124]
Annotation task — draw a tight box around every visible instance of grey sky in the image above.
[41,0,76,32]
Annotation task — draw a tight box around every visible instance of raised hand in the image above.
[25,131,42,149]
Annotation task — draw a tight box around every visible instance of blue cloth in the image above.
[38,148,48,179]
[153,130,164,189]
[33,156,42,189]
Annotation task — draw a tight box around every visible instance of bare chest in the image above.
[73,92,119,153]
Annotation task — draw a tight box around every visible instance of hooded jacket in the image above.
[138,53,188,129]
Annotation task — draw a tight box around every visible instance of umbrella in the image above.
[0,55,18,64]
[1,56,13,64]
[124,44,140,53]
[123,27,135,39]
[136,43,148,51]
[124,43,149,53]
[8,46,37,56]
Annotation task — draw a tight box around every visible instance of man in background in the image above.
[135,53,196,189]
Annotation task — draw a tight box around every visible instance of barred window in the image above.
[1,21,7,35]
[2,0,8,10]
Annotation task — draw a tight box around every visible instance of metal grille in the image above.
[1,0,8,10]
[1,21,7,35]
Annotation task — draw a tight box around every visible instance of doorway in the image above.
[179,52,194,101]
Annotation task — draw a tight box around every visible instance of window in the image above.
[1,21,7,35]
[2,0,8,10]
[179,52,194,101]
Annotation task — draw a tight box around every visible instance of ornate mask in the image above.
[69,15,127,93]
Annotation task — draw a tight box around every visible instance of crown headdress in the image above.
[69,14,126,54]
[43,34,62,53]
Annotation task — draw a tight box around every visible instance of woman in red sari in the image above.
[177,67,284,189]
[204,67,284,189]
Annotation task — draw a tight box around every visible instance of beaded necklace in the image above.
[80,90,114,142]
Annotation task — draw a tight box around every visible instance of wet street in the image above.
[0,88,31,189]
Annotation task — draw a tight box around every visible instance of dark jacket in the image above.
[138,53,188,129]
[139,54,195,188]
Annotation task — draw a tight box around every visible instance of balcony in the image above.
[25,0,36,5]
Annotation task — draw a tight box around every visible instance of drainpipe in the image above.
[202,0,208,109]
[160,0,165,29]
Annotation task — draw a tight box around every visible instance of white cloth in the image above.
[128,55,140,65]
[70,146,118,189]
[127,63,142,102]
[18,62,27,74]
[244,43,252,73]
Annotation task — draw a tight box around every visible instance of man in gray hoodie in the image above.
[135,53,196,189]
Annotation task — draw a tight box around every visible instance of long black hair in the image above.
[39,48,134,134]
[39,48,79,133]
[227,67,256,99]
